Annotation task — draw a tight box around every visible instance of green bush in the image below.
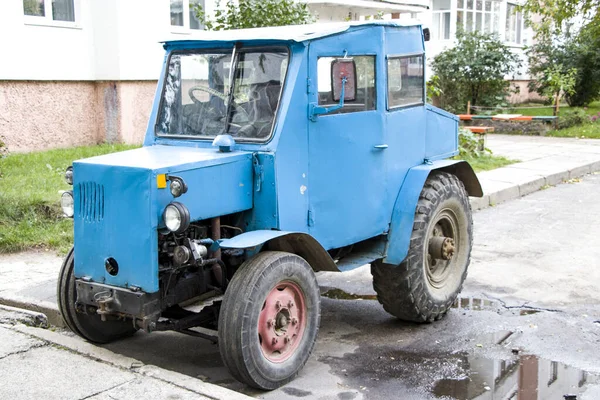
[431,30,521,113]
[458,127,487,158]
[558,109,589,129]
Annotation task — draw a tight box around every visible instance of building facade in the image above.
[0,0,533,152]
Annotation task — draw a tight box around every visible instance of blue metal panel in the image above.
[73,163,157,292]
[425,104,459,161]
[274,43,311,233]
[383,106,428,221]
[306,27,389,250]
[243,152,278,231]
[218,230,294,249]
[73,146,253,293]
[153,156,253,226]
[383,159,468,265]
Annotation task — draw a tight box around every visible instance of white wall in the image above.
[0,0,96,80]
[0,0,215,81]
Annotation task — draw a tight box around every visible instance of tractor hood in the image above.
[71,145,254,293]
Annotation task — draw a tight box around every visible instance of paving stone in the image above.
[0,325,45,358]
[87,376,204,400]
[0,346,136,399]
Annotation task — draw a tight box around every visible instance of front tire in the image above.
[218,251,320,390]
[57,247,137,343]
[372,172,473,322]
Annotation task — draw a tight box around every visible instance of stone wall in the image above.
[508,80,545,104]
[463,119,553,136]
[0,80,157,153]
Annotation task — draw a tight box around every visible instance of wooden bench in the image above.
[464,126,494,151]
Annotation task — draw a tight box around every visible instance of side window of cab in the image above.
[387,54,425,109]
[317,55,376,115]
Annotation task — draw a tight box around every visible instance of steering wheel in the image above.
[188,86,250,125]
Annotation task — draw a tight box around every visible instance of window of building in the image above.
[387,55,424,109]
[317,56,376,115]
[505,3,524,44]
[171,0,205,31]
[23,0,76,24]
[457,0,500,34]
[432,0,451,40]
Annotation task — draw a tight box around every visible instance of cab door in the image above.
[307,40,388,250]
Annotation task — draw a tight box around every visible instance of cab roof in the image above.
[162,20,422,46]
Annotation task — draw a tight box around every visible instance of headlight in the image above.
[163,202,190,233]
[61,191,74,218]
[64,166,73,185]
[168,176,188,198]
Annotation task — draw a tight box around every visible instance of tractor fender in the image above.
[218,230,339,272]
[384,160,482,265]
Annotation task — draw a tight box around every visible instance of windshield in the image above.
[156,47,289,141]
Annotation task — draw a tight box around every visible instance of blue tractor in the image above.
[57,21,482,389]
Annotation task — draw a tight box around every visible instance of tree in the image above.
[527,26,600,106]
[195,0,314,31]
[542,65,577,115]
[430,30,521,113]
[522,0,600,40]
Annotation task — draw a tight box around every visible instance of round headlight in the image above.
[64,166,73,185]
[169,177,188,198]
[61,191,74,218]
[164,202,190,233]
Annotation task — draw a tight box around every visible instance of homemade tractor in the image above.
[57,21,482,389]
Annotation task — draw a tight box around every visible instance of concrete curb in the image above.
[470,160,600,211]
[0,294,64,328]
[9,322,252,400]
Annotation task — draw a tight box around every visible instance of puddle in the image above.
[453,297,544,317]
[519,309,541,316]
[432,354,597,400]
[453,296,502,312]
[323,329,599,400]
[321,288,377,301]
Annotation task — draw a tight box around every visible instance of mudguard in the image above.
[218,230,339,272]
[384,160,482,265]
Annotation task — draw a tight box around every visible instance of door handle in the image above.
[373,144,388,149]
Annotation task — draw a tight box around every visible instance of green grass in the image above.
[498,101,600,117]
[0,144,139,254]
[459,155,518,172]
[546,123,600,139]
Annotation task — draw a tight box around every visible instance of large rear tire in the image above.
[57,247,138,343]
[371,172,472,322]
[218,251,320,390]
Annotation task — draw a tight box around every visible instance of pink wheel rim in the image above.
[257,280,307,363]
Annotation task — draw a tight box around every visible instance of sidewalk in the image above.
[0,306,251,400]
[0,134,599,397]
[472,134,600,209]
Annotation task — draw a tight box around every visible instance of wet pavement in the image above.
[98,173,600,399]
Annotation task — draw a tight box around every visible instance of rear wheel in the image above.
[57,247,137,343]
[371,172,472,322]
[218,251,320,390]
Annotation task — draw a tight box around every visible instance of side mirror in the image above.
[423,27,431,42]
[331,59,357,102]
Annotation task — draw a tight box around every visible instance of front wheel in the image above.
[218,251,320,390]
[57,248,137,343]
[371,171,473,322]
